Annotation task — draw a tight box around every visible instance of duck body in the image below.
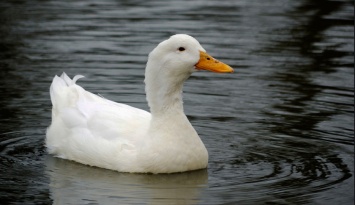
[46,34,233,173]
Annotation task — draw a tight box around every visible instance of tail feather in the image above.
[59,72,84,86]
[50,72,85,115]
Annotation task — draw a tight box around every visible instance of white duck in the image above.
[46,34,233,174]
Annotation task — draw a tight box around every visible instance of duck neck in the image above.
[145,79,185,116]
[145,76,199,143]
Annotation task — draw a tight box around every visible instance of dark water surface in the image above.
[0,0,353,204]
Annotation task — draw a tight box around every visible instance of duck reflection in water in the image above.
[45,156,208,205]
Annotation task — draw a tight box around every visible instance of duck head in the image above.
[144,34,233,114]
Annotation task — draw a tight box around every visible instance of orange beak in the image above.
[195,51,234,73]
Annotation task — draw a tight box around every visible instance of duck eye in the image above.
[178,47,185,51]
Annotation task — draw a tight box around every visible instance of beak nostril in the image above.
[206,58,210,60]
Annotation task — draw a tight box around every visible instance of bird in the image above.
[46,34,234,174]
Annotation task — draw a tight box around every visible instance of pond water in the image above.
[0,0,353,204]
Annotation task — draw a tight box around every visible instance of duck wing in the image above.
[46,73,151,169]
